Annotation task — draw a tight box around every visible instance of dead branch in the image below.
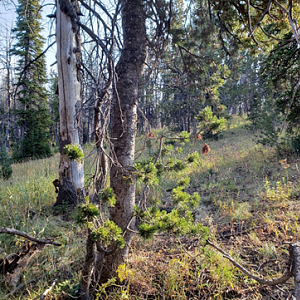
[1,243,47,289]
[248,0,272,38]
[206,239,292,286]
[80,0,112,33]
[219,224,269,239]
[0,227,62,246]
[13,41,56,100]
[4,259,80,298]
[40,279,57,300]
[287,0,300,47]
[79,22,112,59]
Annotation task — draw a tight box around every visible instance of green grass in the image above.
[0,154,85,299]
[1,116,299,299]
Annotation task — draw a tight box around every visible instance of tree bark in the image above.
[81,235,96,300]
[54,0,84,207]
[5,36,12,153]
[99,0,146,282]
[291,242,300,300]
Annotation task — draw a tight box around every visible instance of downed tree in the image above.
[0,227,61,289]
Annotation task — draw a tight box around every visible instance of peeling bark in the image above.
[54,0,84,207]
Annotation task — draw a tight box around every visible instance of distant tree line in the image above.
[0,0,298,163]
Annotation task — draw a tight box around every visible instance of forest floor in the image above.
[1,116,300,299]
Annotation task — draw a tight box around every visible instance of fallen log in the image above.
[0,227,61,289]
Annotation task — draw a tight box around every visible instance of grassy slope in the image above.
[1,116,300,299]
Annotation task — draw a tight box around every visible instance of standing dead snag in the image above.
[54,0,85,208]
[207,239,300,299]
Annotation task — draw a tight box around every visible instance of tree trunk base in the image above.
[54,176,84,210]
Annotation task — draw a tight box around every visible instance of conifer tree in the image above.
[11,0,51,160]
[158,0,228,133]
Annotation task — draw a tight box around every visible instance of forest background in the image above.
[0,0,300,299]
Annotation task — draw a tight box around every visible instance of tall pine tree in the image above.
[11,0,51,160]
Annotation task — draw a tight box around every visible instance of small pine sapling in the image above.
[196,106,227,139]
[62,144,84,163]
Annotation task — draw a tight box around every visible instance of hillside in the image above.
[1,116,299,299]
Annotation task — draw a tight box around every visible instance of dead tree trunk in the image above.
[5,58,12,153]
[54,0,85,208]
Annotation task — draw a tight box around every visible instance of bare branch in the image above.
[80,1,112,33]
[246,0,259,45]
[287,0,300,48]
[79,22,112,59]
[259,25,287,42]
[274,0,288,14]
[0,227,62,246]
[206,239,291,286]
[13,41,56,100]
[270,39,294,53]
[40,279,57,300]
[248,0,272,38]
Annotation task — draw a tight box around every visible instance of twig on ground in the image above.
[40,279,57,299]
[219,224,269,239]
